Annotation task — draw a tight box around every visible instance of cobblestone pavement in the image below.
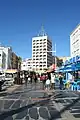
[0,83,80,120]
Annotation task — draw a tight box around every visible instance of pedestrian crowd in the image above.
[22,71,65,91]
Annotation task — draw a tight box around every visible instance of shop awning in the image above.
[5,69,18,73]
[63,64,76,72]
[46,69,54,73]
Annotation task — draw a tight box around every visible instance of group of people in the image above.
[40,72,55,90]
[22,71,64,90]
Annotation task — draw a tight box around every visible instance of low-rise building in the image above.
[11,52,19,69]
[21,58,33,71]
[0,50,6,71]
[58,56,71,63]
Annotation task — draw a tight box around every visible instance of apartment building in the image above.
[32,35,52,71]
[21,58,33,71]
[70,24,80,57]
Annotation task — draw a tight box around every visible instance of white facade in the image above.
[0,50,6,71]
[0,46,12,70]
[32,35,52,71]
[21,58,33,71]
[70,24,80,57]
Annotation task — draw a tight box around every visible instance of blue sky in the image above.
[0,0,80,59]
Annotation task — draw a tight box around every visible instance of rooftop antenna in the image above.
[38,25,47,36]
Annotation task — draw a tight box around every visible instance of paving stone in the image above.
[25,115,29,120]
[11,100,21,109]
[4,116,13,120]
[4,100,14,109]
[49,109,61,119]
[20,100,28,107]
[5,94,20,99]
[15,109,28,119]
[29,107,39,119]
[39,107,50,119]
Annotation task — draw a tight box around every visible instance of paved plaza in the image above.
[0,83,80,120]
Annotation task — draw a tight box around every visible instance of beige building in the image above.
[58,56,71,63]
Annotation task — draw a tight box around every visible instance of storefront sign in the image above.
[64,56,80,66]
[76,63,80,68]
[69,58,73,64]
[73,57,75,63]
[76,56,79,62]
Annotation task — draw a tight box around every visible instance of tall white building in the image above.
[32,35,52,72]
[70,24,80,57]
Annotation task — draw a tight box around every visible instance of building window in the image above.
[40,39,42,41]
[44,39,46,41]
[43,55,46,57]
[33,40,35,42]
[37,40,39,42]
[40,65,42,67]
[40,55,42,57]
[40,68,42,70]
[43,48,46,50]
[36,52,39,54]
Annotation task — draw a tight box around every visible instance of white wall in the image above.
[70,24,80,57]
[0,50,6,71]
[21,59,33,71]
[0,46,12,70]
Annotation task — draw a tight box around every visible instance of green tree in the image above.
[18,56,22,70]
[18,57,22,62]
[56,57,63,67]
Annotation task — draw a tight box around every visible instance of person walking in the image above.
[51,72,55,90]
[45,77,50,91]
[33,74,37,90]
[59,74,63,90]
[40,74,46,90]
